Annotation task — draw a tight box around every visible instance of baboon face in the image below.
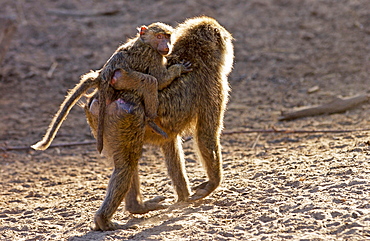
[139,26,172,56]
[154,33,171,55]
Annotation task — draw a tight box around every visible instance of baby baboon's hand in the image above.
[180,60,193,74]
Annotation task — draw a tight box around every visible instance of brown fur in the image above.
[31,23,190,152]
[85,16,234,231]
[96,22,191,153]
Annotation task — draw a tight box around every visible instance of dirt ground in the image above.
[1,0,370,240]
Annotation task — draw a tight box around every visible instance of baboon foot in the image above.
[126,196,167,214]
[147,120,168,138]
[93,214,119,231]
[89,98,135,117]
[189,181,218,201]
[113,98,135,115]
[176,195,190,202]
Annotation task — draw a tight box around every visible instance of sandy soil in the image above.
[1,0,370,240]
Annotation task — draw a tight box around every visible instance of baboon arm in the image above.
[100,51,183,91]
[157,64,183,90]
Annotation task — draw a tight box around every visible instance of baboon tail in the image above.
[31,71,99,150]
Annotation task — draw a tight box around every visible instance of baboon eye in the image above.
[156,34,163,39]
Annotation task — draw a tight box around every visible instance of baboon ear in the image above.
[139,26,148,36]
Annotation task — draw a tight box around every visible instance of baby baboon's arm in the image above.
[109,62,192,91]
[157,61,192,90]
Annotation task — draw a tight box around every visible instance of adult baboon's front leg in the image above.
[161,136,191,202]
[190,115,223,201]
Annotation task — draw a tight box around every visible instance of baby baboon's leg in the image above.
[125,170,166,214]
[138,77,158,120]
[161,137,191,202]
[111,69,159,119]
[190,112,223,201]
[111,69,166,138]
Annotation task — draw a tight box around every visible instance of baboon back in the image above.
[156,16,234,134]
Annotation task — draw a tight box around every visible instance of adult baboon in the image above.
[85,16,234,231]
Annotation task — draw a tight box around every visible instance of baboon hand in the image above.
[189,181,218,201]
[179,60,193,74]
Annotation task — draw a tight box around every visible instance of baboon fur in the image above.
[96,22,192,152]
[85,16,234,231]
[31,23,189,152]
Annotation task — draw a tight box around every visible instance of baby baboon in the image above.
[85,16,234,231]
[96,23,192,152]
[31,23,191,152]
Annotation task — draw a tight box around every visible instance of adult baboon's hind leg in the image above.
[86,98,146,230]
[125,169,167,214]
[125,136,191,213]
[94,165,137,231]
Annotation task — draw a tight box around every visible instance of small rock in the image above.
[331,211,343,218]
[311,211,326,220]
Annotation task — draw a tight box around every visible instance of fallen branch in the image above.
[47,9,120,17]
[279,94,370,121]
[222,127,370,135]
[2,127,370,152]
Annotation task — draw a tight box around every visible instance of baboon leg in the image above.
[94,130,144,230]
[112,69,159,119]
[94,166,136,231]
[190,115,223,201]
[139,77,158,120]
[85,98,135,138]
[86,98,146,231]
[161,136,191,202]
[125,169,167,214]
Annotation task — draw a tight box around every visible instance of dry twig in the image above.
[2,128,370,152]
[279,94,370,121]
[47,9,120,17]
